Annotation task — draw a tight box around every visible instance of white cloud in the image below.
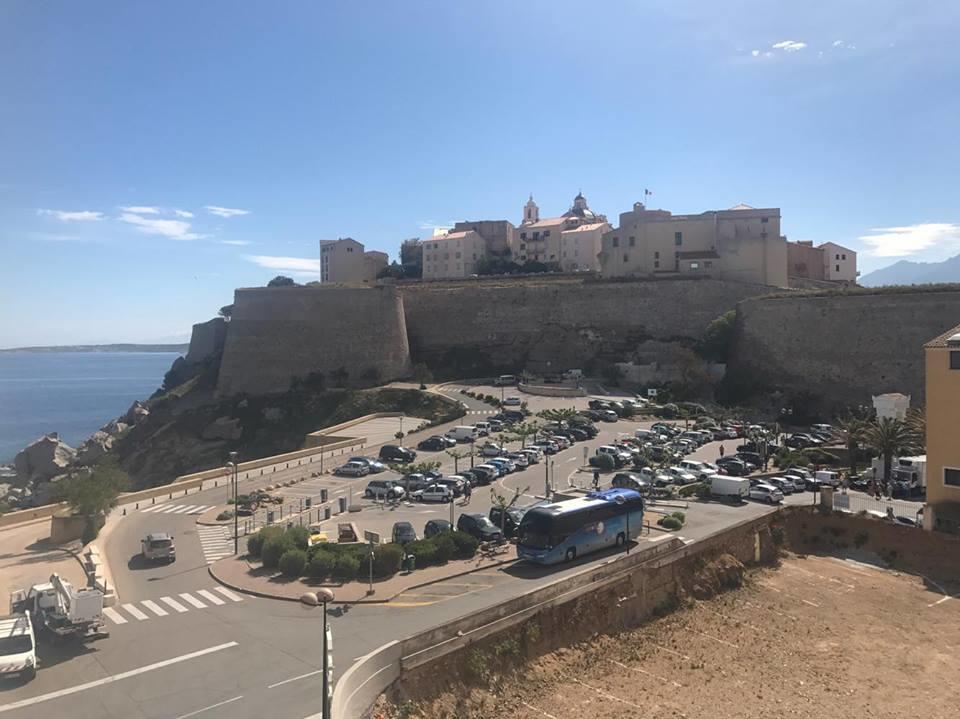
[37,209,105,222]
[832,40,856,50]
[173,209,194,218]
[859,223,960,258]
[119,212,205,241]
[220,239,251,246]
[32,232,83,242]
[751,49,760,57]
[244,255,323,278]
[772,40,807,52]
[205,205,250,218]
[119,205,160,214]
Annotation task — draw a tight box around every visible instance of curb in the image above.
[208,554,518,605]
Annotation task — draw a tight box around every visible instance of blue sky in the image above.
[1,0,958,347]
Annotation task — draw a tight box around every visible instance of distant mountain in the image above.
[860,253,960,287]
[0,343,188,353]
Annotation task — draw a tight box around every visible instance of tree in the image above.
[59,456,128,542]
[377,262,406,280]
[218,304,234,321]
[696,310,736,363]
[476,257,521,276]
[267,275,297,287]
[863,417,921,495]
[445,448,471,474]
[537,407,581,426]
[837,414,868,477]
[507,421,541,448]
[490,485,528,542]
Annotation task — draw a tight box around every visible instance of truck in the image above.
[0,612,36,681]
[815,470,841,488]
[709,475,750,501]
[10,574,108,643]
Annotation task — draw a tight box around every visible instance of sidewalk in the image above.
[209,549,516,604]
[0,520,88,603]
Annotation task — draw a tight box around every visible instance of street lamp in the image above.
[300,588,336,719]
[227,451,239,554]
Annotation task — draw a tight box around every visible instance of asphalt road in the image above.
[0,384,787,719]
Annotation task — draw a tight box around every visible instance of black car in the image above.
[575,422,599,438]
[488,506,526,538]
[424,519,453,539]
[582,409,603,422]
[457,513,503,542]
[568,427,589,441]
[417,437,447,452]
[459,468,484,487]
[588,399,611,410]
[720,459,750,476]
[469,466,497,485]
[736,451,763,467]
[379,444,416,463]
[611,472,650,493]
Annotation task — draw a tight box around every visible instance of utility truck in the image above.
[709,475,750,501]
[0,613,36,681]
[10,574,108,643]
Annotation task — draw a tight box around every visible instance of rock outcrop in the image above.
[77,430,116,463]
[14,433,77,484]
[201,416,243,441]
[124,400,150,426]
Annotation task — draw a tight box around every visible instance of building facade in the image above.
[558,221,611,272]
[922,324,960,534]
[599,202,788,287]
[452,219,516,258]
[820,242,858,282]
[421,230,486,279]
[787,240,858,283]
[319,238,388,283]
[514,192,607,268]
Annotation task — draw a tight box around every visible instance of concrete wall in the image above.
[216,286,412,397]
[728,289,960,408]
[401,277,768,376]
[185,317,227,365]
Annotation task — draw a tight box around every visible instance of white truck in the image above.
[709,475,750,501]
[0,613,36,681]
[445,425,478,443]
[815,470,841,488]
[10,574,108,643]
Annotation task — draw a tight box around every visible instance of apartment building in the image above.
[599,202,788,287]
[922,324,960,534]
[319,238,388,283]
[421,230,485,279]
[787,240,858,283]
[452,220,515,257]
[514,192,608,268]
[558,221,611,272]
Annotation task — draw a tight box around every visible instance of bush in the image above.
[279,549,308,577]
[261,535,293,569]
[433,534,456,564]
[678,482,704,498]
[286,525,310,551]
[658,515,682,530]
[216,510,234,521]
[333,552,361,579]
[246,525,283,557]
[589,453,616,471]
[405,539,439,567]
[450,531,480,559]
[671,511,686,524]
[307,551,337,579]
[359,544,405,579]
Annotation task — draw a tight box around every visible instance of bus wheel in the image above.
[616,532,626,547]
[565,547,576,562]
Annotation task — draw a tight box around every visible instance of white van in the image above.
[446,425,479,443]
[473,421,491,436]
[494,375,517,387]
[815,470,840,487]
[0,613,36,680]
[634,429,657,440]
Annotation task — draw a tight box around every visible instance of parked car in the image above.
[494,375,517,386]
[480,442,504,457]
[639,466,674,487]
[446,425,479,443]
[470,465,498,484]
[736,451,763,467]
[424,519,453,538]
[334,461,370,477]
[391,522,418,544]
[412,484,454,503]
[457,513,503,542]
[716,457,750,476]
[473,421,491,436]
[505,452,530,469]
[437,476,466,496]
[611,472,650,493]
[667,466,698,484]
[364,480,404,500]
[487,419,504,432]
[398,473,432,492]
[550,435,571,450]
[349,456,386,473]
[487,457,516,474]
[748,483,784,504]
[598,409,619,422]
[588,399,611,410]
[765,476,795,495]
[517,448,541,464]
[488,506,526,538]
[503,396,522,407]
[379,445,416,463]
[417,436,447,451]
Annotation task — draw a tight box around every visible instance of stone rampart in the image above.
[728,288,960,408]
[216,285,412,397]
[185,317,226,365]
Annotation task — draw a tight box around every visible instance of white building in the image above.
[873,392,910,421]
[422,230,486,279]
[558,222,611,272]
[820,242,858,282]
[514,192,607,268]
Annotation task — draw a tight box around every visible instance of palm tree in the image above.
[837,414,868,477]
[445,448,471,474]
[507,421,541,448]
[536,407,581,425]
[863,417,921,495]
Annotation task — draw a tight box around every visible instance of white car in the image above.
[639,466,674,486]
[412,484,454,503]
[335,461,370,477]
[502,396,522,406]
[668,467,698,484]
[505,452,530,468]
[518,448,542,464]
[748,483,784,504]
[765,477,795,495]
[480,442,504,457]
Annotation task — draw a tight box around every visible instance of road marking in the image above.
[650,643,690,660]
[173,505,201,514]
[0,642,238,714]
[173,695,243,719]
[122,603,149,621]
[684,627,739,649]
[160,596,189,613]
[521,701,559,718]
[102,606,126,624]
[267,668,323,689]
[214,587,244,602]
[141,600,169,617]
[197,589,225,606]
[159,505,182,513]
[140,505,163,513]
[611,659,682,687]
[570,677,644,709]
[801,598,821,607]
[180,592,207,609]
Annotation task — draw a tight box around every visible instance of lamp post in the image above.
[227,451,239,554]
[300,589,336,719]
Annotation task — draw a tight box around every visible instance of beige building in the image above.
[319,238,388,283]
[820,242,857,282]
[558,221,611,272]
[422,230,485,279]
[514,192,608,267]
[922,324,960,534]
[599,202,788,287]
[787,240,858,283]
[452,220,515,258]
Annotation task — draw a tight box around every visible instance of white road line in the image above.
[122,603,149,621]
[197,589,225,606]
[173,505,200,514]
[102,606,127,624]
[159,505,182,513]
[192,505,212,514]
[179,592,207,609]
[160,596,189,613]
[801,598,821,607]
[141,600,169,617]
[0,642,238,714]
[521,701,559,719]
[684,627,739,649]
[173,695,243,719]
[140,505,164,513]
[267,668,323,689]
[214,587,244,602]
[611,659,682,687]
[650,643,690,660]
[570,677,644,709]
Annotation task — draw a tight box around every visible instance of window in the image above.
[520,243,526,250]
[550,254,556,260]
[623,254,629,263]
[562,251,566,258]
[761,217,769,223]
[654,260,660,269]
[835,264,840,273]
[836,254,840,260]
[347,246,354,252]
[950,351,960,369]
[520,232,526,240]
[455,251,461,259]
[674,232,682,245]
[612,237,619,247]
[444,253,449,260]
[629,236,636,247]
[654,251,659,259]
[705,261,713,268]
[842,254,847,260]
[544,230,550,237]
[533,232,540,240]
[690,262,700,270]
[945,468,960,487]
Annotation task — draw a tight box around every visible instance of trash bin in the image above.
[266,510,275,524]
[320,488,329,503]
[405,554,416,572]
[305,498,312,509]
[338,496,347,513]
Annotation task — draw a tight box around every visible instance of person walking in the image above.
[719,444,725,458]
[463,482,472,505]
[593,470,600,491]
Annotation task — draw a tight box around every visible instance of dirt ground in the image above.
[377,553,960,719]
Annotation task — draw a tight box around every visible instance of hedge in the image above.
[247,525,284,558]
[358,544,404,579]
[261,535,293,569]
[279,549,308,577]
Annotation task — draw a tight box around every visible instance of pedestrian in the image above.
[719,444,725,458]
[464,482,472,505]
[593,470,600,491]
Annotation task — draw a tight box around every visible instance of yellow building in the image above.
[514,192,608,268]
[922,324,960,534]
[319,238,388,283]
[421,230,486,279]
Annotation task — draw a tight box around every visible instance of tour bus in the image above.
[515,488,644,565]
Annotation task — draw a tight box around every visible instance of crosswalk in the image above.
[101,586,243,625]
[197,525,235,564]
[139,503,215,515]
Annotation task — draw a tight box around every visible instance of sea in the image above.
[0,352,181,463]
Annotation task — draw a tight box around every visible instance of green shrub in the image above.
[405,539,439,567]
[246,525,284,558]
[307,551,337,579]
[358,544,405,579]
[433,534,456,564]
[589,453,616,471]
[450,531,479,559]
[678,482,704,498]
[279,549,307,577]
[658,515,682,530]
[216,510,234,521]
[261,535,293,569]
[333,552,361,578]
[671,511,686,524]
[286,525,310,551]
